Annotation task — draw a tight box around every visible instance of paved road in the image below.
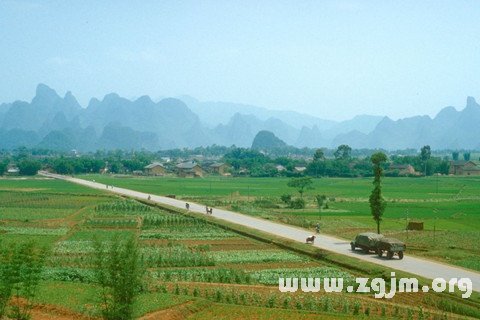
[41,171,480,292]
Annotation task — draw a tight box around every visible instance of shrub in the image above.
[0,241,46,319]
[93,236,144,320]
[289,198,305,209]
[280,194,292,205]
[353,301,361,315]
[193,287,200,297]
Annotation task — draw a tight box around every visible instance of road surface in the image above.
[41,171,480,292]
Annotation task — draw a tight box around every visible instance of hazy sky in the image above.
[1,0,479,121]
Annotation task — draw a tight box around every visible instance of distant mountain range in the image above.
[0,84,478,151]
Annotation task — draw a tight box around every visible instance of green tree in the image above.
[93,236,144,320]
[289,198,306,209]
[420,145,431,176]
[280,194,292,205]
[308,149,326,177]
[452,151,459,161]
[315,194,327,211]
[334,145,352,160]
[287,177,313,198]
[313,149,325,162]
[463,152,471,161]
[369,152,387,234]
[0,242,45,319]
[52,158,74,174]
[0,159,8,176]
[18,159,41,176]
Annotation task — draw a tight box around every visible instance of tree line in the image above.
[0,145,475,177]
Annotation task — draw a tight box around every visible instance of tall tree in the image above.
[0,159,8,176]
[369,152,387,234]
[93,236,144,320]
[309,148,326,177]
[287,177,313,198]
[463,152,471,161]
[334,144,352,160]
[313,149,325,162]
[420,145,431,176]
[452,151,459,161]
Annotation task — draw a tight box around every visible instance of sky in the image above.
[0,0,479,121]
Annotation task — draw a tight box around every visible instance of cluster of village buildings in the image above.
[138,160,480,178]
[141,161,231,178]
[448,160,480,176]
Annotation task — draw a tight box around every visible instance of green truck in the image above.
[351,232,406,260]
[350,232,385,253]
[376,237,406,260]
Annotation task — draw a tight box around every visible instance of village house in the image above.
[294,166,307,173]
[388,164,418,176]
[275,165,286,172]
[6,165,19,175]
[176,161,204,178]
[209,163,230,176]
[144,162,166,176]
[449,160,480,176]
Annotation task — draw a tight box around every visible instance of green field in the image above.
[80,174,480,272]
[0,177,479,319]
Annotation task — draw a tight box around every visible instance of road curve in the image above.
[41,171,480,292]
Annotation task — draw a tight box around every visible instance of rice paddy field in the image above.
[0,177,479,319]
[82,174,480,272]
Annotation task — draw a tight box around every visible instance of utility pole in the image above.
[433,208,438,243]
[405,209,409,240]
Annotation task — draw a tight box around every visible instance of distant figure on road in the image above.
[148,195,151,200]
[207,207,213,215]
[205,205,209,214]
[186,203,190,210]
[315,223,320,234]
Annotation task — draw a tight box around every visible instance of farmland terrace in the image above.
[0,175,478,319]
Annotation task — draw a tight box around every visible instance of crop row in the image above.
[0,226,69,236]
[94,200,152,214]
[0,191,97,209]
[150,266,352,286]
[142,214,209,228]
[142,246,215,267]
[84,218,138,228]
[152,267,251,284]
[42,267,96,283]
[166,284,417,319]
[208,250,306,264]
[140,228,235,240]
[249,267,354,285]
[53,241,96,254]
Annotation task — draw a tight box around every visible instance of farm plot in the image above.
[140,214,239,240]
[2,178,478,319]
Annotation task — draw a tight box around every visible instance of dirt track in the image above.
[40,172,480,293]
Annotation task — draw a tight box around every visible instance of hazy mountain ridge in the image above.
[177,95,337,130]
[0,84,477,151]
[359,97,480,150]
